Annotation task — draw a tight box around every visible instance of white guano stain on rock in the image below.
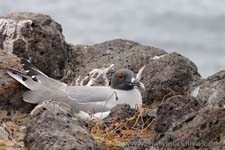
[0,18,32,53]
[191,86,200,97]
[151,54,167,60]
[76,64,114,86]
[207,87,219,105]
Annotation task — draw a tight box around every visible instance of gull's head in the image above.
[110,69,145,91]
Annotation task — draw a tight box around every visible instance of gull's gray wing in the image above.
[7,59,116,105]
[22,86,114,104]
[65,86,115,103]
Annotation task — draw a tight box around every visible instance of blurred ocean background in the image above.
[0,0,225,77]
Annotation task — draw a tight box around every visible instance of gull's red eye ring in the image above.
[117,74,124,80]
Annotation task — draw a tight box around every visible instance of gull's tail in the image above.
[7,58,67,103]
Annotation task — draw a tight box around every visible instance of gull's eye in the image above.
[117,74,124,80]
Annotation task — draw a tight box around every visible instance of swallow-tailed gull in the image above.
[7,58,145,120]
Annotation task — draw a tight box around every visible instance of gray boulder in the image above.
[125,106,225,150]
[141,52,201,104]
[197,70,225,106]
[150,106,225,150]
[0,12,67,79]
[24,100,99,150]
[154,95,201,133]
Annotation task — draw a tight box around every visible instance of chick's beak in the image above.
[131,78,145,91]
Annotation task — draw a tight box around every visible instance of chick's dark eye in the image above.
[117,74,124,80]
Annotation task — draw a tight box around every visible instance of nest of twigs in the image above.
[91,107,155,148]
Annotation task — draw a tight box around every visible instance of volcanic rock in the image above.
[24,99,99,150]
[150,106,225,150]
[141,52,201,104]
[0,12,67,79]
[197,70,225,106]
[154,95,201,133]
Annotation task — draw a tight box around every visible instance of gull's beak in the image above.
[131,78,145,91]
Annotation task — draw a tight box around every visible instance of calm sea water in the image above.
[0,0,225,77]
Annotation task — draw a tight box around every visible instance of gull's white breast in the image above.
[103,88,142,109]
[65,86,142,120]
